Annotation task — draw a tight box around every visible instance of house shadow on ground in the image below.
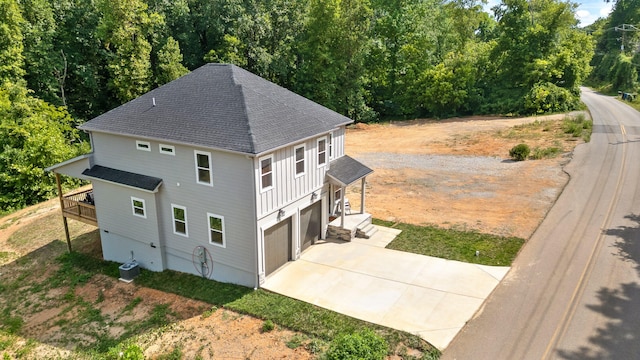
[556,213,640,359]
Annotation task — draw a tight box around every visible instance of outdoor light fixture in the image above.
[311,192,317,201]
[278,209,285,220]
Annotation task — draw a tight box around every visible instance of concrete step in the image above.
[356,223,378,239]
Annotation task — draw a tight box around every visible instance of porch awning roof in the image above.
[82,165,163,193]
[326,155,373,187]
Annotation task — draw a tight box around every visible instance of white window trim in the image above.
[259,155,274,192]
[317,137,327,168]
[171,204,188,237]
[131,197,146,218]
[194,150,213,186]
[136,140,151,151]
[159,144,175,155]
[207,213,225,248]
[294,144,305,177]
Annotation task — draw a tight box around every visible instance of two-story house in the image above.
[47,63,374,288]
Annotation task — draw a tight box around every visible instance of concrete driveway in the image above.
[262,226,509,350]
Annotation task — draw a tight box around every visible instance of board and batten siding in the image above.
[90,132,257,286]
[256,127,346,219]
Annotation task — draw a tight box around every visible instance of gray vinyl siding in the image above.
[256,128,345,218]
[90,132,257,286]
[91,182,164,271]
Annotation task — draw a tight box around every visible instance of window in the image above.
[136,140,151,151]
[159,144,175,155]
[317,138,327,167]
[172,204,188,237]
[131,197,146,218]
[294,145,305,176]
[260,156,273,191]
[194,150,213,186]
[208,213,225,247]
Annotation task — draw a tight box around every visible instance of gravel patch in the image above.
[355,153,526,176]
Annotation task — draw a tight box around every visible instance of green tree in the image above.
[50,0,113,120]
[97,0,162,102]
[296,0,375,121]
[0,82,88,211]
[0,0,25,84]
[20,0,60,105]
[155,36,189,85]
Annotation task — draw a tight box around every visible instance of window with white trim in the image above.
[207,213,225,247]
[172,204,188,237]
[260,156,273,191]
[194,150,213,186]
[159,144,175,155]
[136,140,151,151]
[317,138,327,167]
[294,145,305,176]
[131,197,146,218]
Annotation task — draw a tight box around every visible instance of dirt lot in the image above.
[345,114,583,239]
[0,114,585,358]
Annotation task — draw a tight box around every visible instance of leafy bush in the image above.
[262,319,275,332]
[524,82,577,114]
[324,329,388,360]
[509,143,530,161]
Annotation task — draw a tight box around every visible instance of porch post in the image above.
[55,173,72,252]
[340,185,345,228]
[360,177,366,214]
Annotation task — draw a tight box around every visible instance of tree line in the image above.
[1,0,593,212]
[587,0,640,92]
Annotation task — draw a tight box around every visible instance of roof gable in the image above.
[79,64,353,154]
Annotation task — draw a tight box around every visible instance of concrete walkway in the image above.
[262,226,509,350]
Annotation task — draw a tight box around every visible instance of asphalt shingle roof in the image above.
[326,155,373,187]
[82,165,163,192]
[79,64,353,155]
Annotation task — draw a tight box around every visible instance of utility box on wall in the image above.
[119,261,140,281]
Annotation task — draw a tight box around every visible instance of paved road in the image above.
[442,88,640,360]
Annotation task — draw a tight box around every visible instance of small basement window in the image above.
[136,140,151,151]
[131,197,146,218]
[159,144,175,155]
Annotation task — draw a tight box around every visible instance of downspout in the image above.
[250,155,260,289]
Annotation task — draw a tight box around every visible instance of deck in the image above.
[61,188,97,226]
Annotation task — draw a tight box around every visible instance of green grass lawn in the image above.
[375,219,524,267]
[1,209,530,359]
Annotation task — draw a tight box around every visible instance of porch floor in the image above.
[329,212,371,230]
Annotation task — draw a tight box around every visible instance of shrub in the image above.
[509,143,530,161]
[524,82,577,114]
[531,147,561,160]
[325,329,388,360]
[262,319,275,332]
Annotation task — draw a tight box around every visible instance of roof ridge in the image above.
[230,65,258,154]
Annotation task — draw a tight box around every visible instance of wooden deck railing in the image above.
[61,188,97,226]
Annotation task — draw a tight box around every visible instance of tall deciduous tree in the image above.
[0,0,25,84]
[0,82,88,211]
[296,0,374,121]
[155,36,189,85]
[97,0,161,102]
